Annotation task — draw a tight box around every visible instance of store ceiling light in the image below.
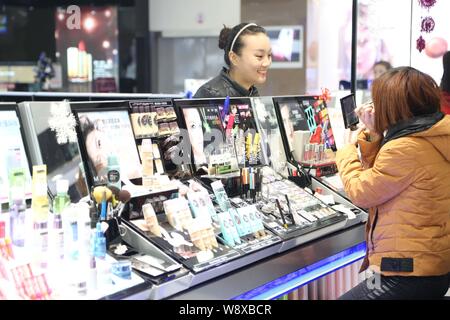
[83,16,96,33]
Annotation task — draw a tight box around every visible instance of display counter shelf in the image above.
[164,223,365,300]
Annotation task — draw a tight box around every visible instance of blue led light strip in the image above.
[232,242,367,300]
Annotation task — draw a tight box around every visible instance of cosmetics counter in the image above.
[0,92,367,300]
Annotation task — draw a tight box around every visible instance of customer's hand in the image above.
[356,101,376,133]
[343,126,365,146]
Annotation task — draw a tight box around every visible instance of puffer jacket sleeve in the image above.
[336,138,416,209]
[358,131,382,168]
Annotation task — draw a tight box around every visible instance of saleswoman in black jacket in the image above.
[194,23,272,98]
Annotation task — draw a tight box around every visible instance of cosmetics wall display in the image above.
[174,98,270,177]
[129,100,179,140]
[175,100,238,175]
[124,183,243,274]
[128,99,191,180]
[250,97,290,176]
[0,103,33,209]
[272,95,339,179]
[217,98,267,168]
[123,175,284,275]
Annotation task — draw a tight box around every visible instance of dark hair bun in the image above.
[218,25,232,50]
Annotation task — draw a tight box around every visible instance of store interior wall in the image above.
[242,0,307,96]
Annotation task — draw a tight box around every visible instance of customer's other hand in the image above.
[344,126,365,146]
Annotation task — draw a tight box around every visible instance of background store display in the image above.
[266,25,304,69]
[218,99,266,168]
[18,101,88,203]
[54,6,119,92]
[176,100,234,174]
[0,104,32,206]
[273,96,338,178]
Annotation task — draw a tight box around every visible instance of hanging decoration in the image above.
[416,0,438,52]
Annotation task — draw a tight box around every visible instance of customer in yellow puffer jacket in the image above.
[337,67,450,300]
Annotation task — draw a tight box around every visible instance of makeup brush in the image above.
[275,198,288,229]
[284,194,294,224]
[91,186,113,205]
[108,186,120,208]
[115,190,132,218]
[91,186,112,221]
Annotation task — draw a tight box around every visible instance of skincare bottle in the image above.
[106,155,121,191]
[87,256,97,292]
[9,168,27,247]
[31,165,49,223]
[33,213,49,269]
[93,222,106,259]
[50,212,64,261]
[77,203,92,260]
[142,203,161,237]
[63,205,79,261]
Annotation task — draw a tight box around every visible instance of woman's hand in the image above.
[356,101,376,133]
[344,127,365,146]
[355,101,382,141]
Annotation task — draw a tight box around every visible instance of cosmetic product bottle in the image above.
[245,133,252,164]
[130,106,141,138]
[77,203,92,260]
[63,205,79,261]
[143,203,161,237]
[53,179,70,215]
[87,256,97,292]
[93,222,106,259]
[149,106,158,137]
[251,133,260,165]
[229,208,247,237]
[211,181,232,212]
[141,105,149,137]
[241,168,249,199]
[31,165,49,223]
[33,214,49,269]
[239,207,253,236]
[50,213,64,262]
[106,155,121,191]
[226,211,241,245]
[9,168,27,247]
[200,190,218,222]
[141,139,154,188]
[217,212,235,247]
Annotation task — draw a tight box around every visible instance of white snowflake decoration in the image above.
[48,102,78,145]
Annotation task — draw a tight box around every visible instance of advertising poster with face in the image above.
[77,109,141,185]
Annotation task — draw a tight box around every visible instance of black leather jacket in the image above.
[194,67,260,98]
